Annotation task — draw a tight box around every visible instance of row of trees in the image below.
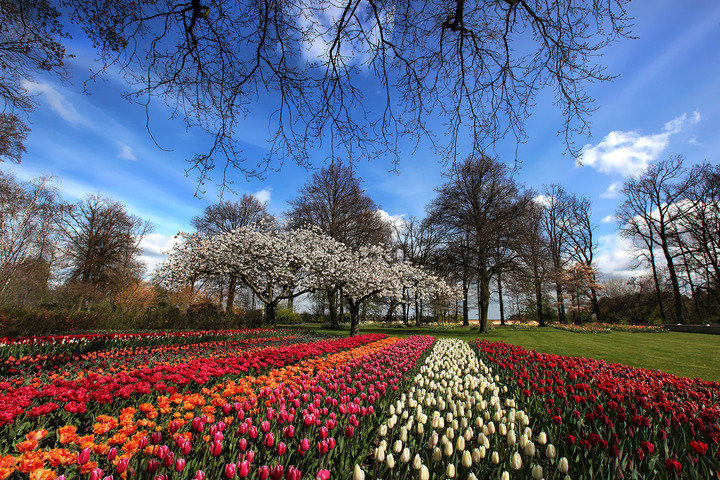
[0,172,152,309]
[2,154,717,334]
[157,222,456,336]
[618,156,720,325]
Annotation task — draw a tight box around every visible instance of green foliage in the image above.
[275,308,302,325]
[241,309,265,328]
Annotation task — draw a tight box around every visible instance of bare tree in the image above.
[564,194,601,321]
[542,184,572,323]
[192,195,272,313]
[58,195,153,301]
[682,163,720,313]
[0,172,64,300]
[516,198,551,326]
[3,0,632,187]
[392,216,441,325]
[0,0,69,162]
[286,161,390,328]
[617,155,694,323]
[427,154,528,333]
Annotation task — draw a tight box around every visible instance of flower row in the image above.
[355,339,570,479]
[476,340,720,479]
[2,335,434,480]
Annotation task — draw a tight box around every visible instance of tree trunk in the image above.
[590,286,600,323]
[679,242,703,323]
[264,301,278,326]
[497,270,505,326]
[478,275,490,333]
[348,301,361,337]
[226,275,237,314]
[555,281,566,324]
[327,288,339,329]
[660,239,684,323]
[385,301,397,323]
[648,247,667,322]
[339,293,345,324]
[288,294,294,313]
[462,282,469,327]
[416,298,422,326]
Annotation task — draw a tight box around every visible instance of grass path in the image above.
[296,324,720,381]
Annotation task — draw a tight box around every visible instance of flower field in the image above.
[2,330,719,480]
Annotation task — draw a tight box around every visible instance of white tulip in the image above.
[400,447,411,463]
[558,457,569,474]
[374,447,385,462]
[537,432,547,445]
[386,454,395,469]
[546,444,556,459]
[510,452,522,470]
[524,440,536,456]
[393,440,403,453]
[429,432,439,448]
[506,430,516,446]
[446,464,456,478]
[456,436,465,452]
[413,454,422,470]
[500,472,510,480]
[532,465,543,480]
[419,466,429,480]
[352,465,365,480]
[461,451,472,468]
[432,447,442,462]
[444,441,454,457]
[491,451,500,464]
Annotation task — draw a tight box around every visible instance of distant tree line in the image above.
[1,154,717,336]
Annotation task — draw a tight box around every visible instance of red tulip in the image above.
[238,461,250,478]
[224,463,237,479]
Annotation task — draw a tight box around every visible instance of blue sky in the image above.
[3,0,720,287]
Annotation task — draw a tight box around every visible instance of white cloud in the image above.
[601,215,616,224]
[139,233,180,274]
[596,233,645,278]
[533,194,551,206]
[21,80,85,124]
[252,188,272,204]
[599,181,622,199]
[377,209,405,231]
[689,135,702,146]
[579,112,700,177]
[117,143,137,161]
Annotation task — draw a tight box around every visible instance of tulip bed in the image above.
[1,330,437,480]
[552,324,667,334]
[4,330,719,480]
[476,340,720,479]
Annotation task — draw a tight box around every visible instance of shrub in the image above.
[276,308,302,325]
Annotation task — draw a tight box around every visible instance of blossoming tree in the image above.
[157,223,457,334]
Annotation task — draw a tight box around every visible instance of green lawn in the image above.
[296,324,720,381]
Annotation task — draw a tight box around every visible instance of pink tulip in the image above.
[258,465,270,480]
[76,448,91,465]
[316,470,331,480]
[224,463,237,479]
[238,461,250,478]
